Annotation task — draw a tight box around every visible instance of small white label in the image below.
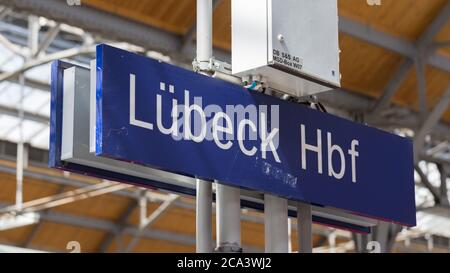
[272,49,303,72]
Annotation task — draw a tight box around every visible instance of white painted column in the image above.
[196,0,213,71]
[196,179,213,252]
[195,0,214,253]
[264,194,288,253]
[288,218,293,253]
[216,183,242,252]
[196,0,242,254]
[15,72,25,211]
[297,202,312,253]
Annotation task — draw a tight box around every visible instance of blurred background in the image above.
[0,0,449,253]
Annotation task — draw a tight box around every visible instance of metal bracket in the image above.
[280,94,328,113]
[193,57,232,75]
[214,244,243,253]
[242,75,268,92]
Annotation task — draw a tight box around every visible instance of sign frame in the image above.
[94,44,416,226]
[49,59,378,233]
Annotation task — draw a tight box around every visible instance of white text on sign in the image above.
[128,74,360,183]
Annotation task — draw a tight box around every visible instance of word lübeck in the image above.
[129,74,360,183]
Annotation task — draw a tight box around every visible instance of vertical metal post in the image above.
[28,16,40,57]
[438,164,449,206]
[297,202,312,253]
[15,71,26,211]
[15,132,24,211]
[425,233,433,252]
[196,0,213,71]
[328,231,336,253]
[353,233,364,253]
[216,183,242,252]
[139,190,147,229]
[415,55,427,120]
[264,194,288,253]
[196,179,212,252]
[374,221,389,253]
[288,218,292,253]
[16,16,40,212]
[195,0,213,253]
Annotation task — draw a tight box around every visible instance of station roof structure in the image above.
[0,0,449,252]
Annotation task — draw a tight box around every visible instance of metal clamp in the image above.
[214,244,243,253]
[193,57,232,75]
[242,75,268,92]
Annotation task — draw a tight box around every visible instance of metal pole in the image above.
[28,16,40,57]
[195,0,213,253]
[297,202,312,253]
[216,183,241,252]
[16,15,40,212]
[196,0,213,71]
[15,73,25,212]
[15,142,24,211]
[288,218,292,253]
[264,194,288,253]
[196,179,212,252]
[415,54,428,121]
[328,231,336,253]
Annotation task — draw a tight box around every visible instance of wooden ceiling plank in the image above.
[369,1,450,117]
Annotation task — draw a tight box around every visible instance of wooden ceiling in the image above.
[0,159,332,252]
[81,0,450,122]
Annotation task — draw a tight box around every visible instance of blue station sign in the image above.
[95,44,416,226]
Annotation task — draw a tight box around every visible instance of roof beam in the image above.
[33,23,60,58]
[0,32,27,57]
[125,194,179,253]
[22,184,66,248]
[98,201,138,253]
[368,2,450,116]
[438,164,449,206]
[0,0,230,63]
[0,201,196,247]
[0,6,11,20]
[339,15,450,73]
[0,44,95,82]
[318,89,450,141]
[43,209,197,247]
[415,55,428,119]
[0,201,264,252]
[338,16,417,57]
[0,162,140,201]
[1,0,179,54]
[6,74,50,92]
[0,104,49,125]
[3,0,449,72]
[415,166,442,204]
[433,40,450,49]
[415,2,450,51]
[0,20,92,64]
[428,53,450,72]
[370,59,414,114]
[414,85,450,163]
[0,181,131,214]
